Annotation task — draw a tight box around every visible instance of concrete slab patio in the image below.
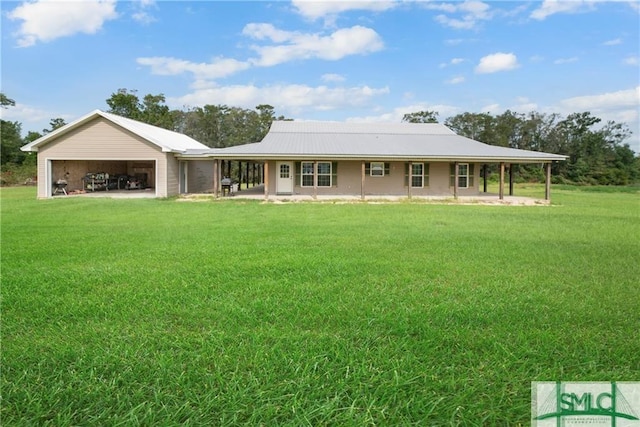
[184,185,550,205]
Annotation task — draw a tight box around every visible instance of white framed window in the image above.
[301,162,314,187]
[300,162,332,187]
[411,163,424,188]
[458,163,469,188]
[317,162,332,187]
[370,162,384,176]
[280,163,290,179]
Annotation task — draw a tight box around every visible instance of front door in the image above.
[276,162,293,194]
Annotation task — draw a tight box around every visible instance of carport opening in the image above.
[51,160,156,195]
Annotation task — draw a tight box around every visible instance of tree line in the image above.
[1,90,638,186]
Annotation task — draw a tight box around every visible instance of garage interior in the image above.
[51,160,155,195]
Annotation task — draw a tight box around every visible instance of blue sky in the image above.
[2,0,639,151]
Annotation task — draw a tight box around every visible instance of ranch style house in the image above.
[21,110,567,200]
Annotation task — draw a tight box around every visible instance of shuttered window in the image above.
[450,163,475,188]
[297,161,338,187]
[405,163,429,187]
[365,162,390,176]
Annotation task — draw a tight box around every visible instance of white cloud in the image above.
[346,103,460,123]
[475,52,519,74]
[428,1,492,29]
[243,24,384,67]
[530,0,597,20]
[291,0,397,21]
[322,73,346,83]
[7,0,118,47]
[446,76,465,85]
[132,0,157,24]
[0,103,72,128]
[479,103,501,114]
[553,57,579,64]
[623,56,639,66]
[559,86,640,151]
[169,83,390,114]
[136,56,250,79]
[602,38,622,46]
[440,57,466,68]
[512,97,538,112]
[560,86,639,111]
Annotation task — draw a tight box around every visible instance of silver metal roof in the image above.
[21,110,209,153]
[182,120,567,163]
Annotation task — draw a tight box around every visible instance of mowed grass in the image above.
[2,186,639,426]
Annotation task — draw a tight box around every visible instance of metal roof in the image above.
[21,110,209,153]
[182,120,567,163]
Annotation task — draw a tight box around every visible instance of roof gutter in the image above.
[176,153,568,163]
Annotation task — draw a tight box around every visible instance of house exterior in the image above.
[180,121,567,201]
[21,110,212,198]
[22,112,567,201]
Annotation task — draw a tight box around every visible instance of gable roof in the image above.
[185,121,567,163]
[21,109,209,153]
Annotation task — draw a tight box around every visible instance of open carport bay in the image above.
[51,160,155,195]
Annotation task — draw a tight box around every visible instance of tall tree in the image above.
[0,93,23,165]
[106,89,175,130]
[106,89,142,119]
[402,110,439,123]
[43,118,67,134]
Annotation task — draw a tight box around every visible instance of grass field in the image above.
[2,185,639,425]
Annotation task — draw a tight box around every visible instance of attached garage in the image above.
[21,110,210,198]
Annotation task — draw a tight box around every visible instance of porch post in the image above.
[454,161,459,199]
[246,162,250,189]
[361,160,365,200]
[499,162,505,200]
[545,162,551,201]
[253,163,257,186]
[408,162,413,199]
[313,161,318,199]
[483,164,488,193]
[213,159,219,198]
[264,161,269,200]
[508,164,514,196]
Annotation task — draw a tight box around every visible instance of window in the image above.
[365,162,390,176]
[458,163,469,188]
[300,162,333,187]
[411,163,424,188]
[449,163,475,188]
[370,162,384,176]
[301,162,314,187]
[317,162,331,187]
[404,163,429,187]
[280,164,290,179]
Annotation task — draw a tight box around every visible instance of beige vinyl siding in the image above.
[165,155,180,197]
[36,117,170,198]
[41,118,164,158]
[261,160,482,197]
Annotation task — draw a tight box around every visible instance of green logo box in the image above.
[532,381,640,427]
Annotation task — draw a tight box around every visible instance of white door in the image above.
[276,162,293,194]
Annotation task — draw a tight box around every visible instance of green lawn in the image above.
[2,186,639,426]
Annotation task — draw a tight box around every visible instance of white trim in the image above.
[458,163,469,189]
[276,161,293,194]
[411,163,424,188]
[370,161,385,177]
[316,161,332,187]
